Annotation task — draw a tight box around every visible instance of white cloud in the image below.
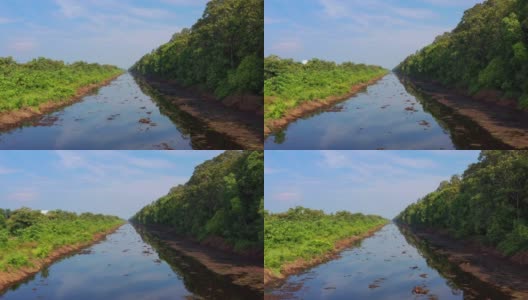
[8,40,37,52]
[274,192,302,203]
[8,190,37,203]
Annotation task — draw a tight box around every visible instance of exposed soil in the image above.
[0,73,123,131]
[0,224,123,293]
[264,74,387,137]
[264,223,387,289]
[132,224,263,293]
[133,75,263,150]
[401,76,528,149]
[401,224,528,299]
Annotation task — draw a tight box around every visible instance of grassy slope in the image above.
[0,210,124,272]
[265,207,388,276]
[0,57,122,113]
[264,56,388,121]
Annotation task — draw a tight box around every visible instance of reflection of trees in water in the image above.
[134,225,261,300]
[397,225,509,299]
[133,76,240,150]
[397,76,508,150]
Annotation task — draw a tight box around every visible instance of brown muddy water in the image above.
[0,223,260,300]
[266,223,511,300]
[0,73,241,150]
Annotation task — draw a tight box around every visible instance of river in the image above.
[0,224,260,300]
[0,74,240,150]
[265,74,507,150]
[266,223,510,299]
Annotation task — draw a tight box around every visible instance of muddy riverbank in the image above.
[264,223,387,289]
[401,76,528,149]
[0,224,124,293]
[135,75,263,150]
[264,74,386,137]
[0,73,123,131]
[133,224,264,294]
[400,224,528,299]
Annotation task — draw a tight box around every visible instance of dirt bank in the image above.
[133,224,263,293]
[400,76,528,149]
[0,224,124,293]
[264,223,387,289]
[264,74,387,137]
[0,73,123,131]
[400,224,528,299]
[133,75,263,150]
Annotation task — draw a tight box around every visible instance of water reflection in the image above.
[0,73,240,150]
[134,225,262,300]
[267,224,510,300]
[0,223,260,300]
[265,73,508,150]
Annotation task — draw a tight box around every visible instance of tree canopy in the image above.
[396,0,528,108]
[396,151,528,256]
[131,151,264,252]
[130,0,263,99]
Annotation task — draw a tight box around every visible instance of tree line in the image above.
[130,0,263,99]
[396,0,528,108]
[131,151,264,253]
[396,151,528,256]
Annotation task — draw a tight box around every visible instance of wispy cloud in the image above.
[8,190,38,203]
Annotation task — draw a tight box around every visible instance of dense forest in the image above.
[264,56,387,120]
[131,151,263,253]
[265,207,387,275]
[0,208,123,271]
[396,151,528,256]
[130,0,263,99]
[0,57,122,112]
[396,0,528,108]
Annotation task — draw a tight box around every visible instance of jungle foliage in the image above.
[396,0,528,108]
[264,56,387,120]
[131,151,264,252]
[0,57,122,112]
[396,151,528,256]
[264,207,388,274]
[0,207,123,271]
[130,0,263,99]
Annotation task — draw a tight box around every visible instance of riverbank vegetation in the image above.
[396,0,528,108]
[397,151,528,257]
[131,151,263,253]
[130,0,263,99]
[0,208,123,272]
[264,56,387,121]
[0,57,122,113]
[264,207,388,275]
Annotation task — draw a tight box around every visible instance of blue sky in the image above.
[0,0,208,68]
[265,0,483,68]
[0,150,222,219]
[265,151,480,218]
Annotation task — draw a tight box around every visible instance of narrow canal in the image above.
[265,74,507,150]
[266,223,510,300]
[0,224,259,300]
[0,74,240,150]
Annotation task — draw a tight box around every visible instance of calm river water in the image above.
[265,74,507,150]
[0,74,239,150]
[0,224,259,300]
[267,223,510,300]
